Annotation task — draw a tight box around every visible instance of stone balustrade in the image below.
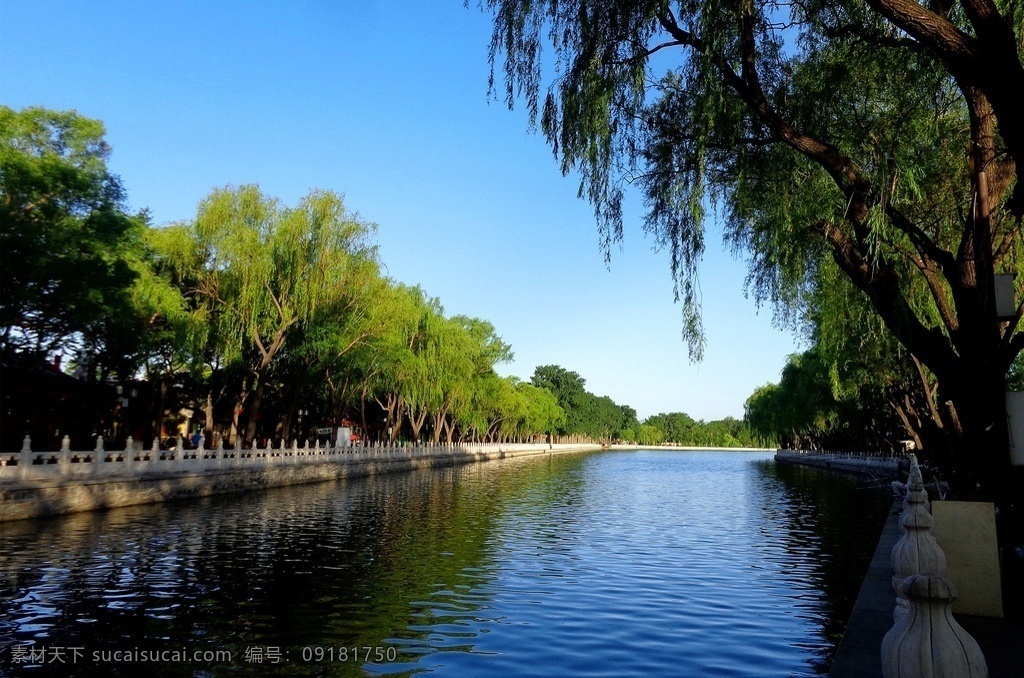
[0,434,579,483]
[881,455,987,677]
[774,449,904,476]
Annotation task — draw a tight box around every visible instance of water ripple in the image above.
[0,450,889,677]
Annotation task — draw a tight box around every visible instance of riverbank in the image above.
[0,442,601,522]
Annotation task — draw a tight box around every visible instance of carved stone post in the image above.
[891,456,945,619]
[882,575,988,677]
[883,455,988,677]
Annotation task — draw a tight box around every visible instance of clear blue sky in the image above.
[0,0,800,421]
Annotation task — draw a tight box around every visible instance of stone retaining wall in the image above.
[774,449,902,477]
[1,443,601,521]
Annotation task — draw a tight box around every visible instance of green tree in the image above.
[530,364,590,436]
[636,423,665,446]
[175,185,377,443]
[644,412,696,444]
[529,364,635,440]
[479,0,1024,500]
[119,225,210,439]
[1,106,144,361]
[261,255,385,442]
[743,347,901,452]
[805,262,942,454]
[432,316,514,443]
[396,288,446,443]
[514,380,565,442]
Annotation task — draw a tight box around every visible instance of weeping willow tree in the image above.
[437,316,514,443]
[479,0,1024,503]
[167,185,377,443]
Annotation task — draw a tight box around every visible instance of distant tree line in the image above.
[529,364,766,447]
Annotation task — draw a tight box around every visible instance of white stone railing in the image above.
[780,448,909,459]
[881,455,987,677]
[774,449,904,475]
[0,435,592,483]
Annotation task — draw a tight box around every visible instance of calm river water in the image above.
[0,450,891,677]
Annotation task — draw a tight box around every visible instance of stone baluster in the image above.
[901,455,930,519]
[882,455,988,677]
[61,435,71,452]
[882,575,987,677]
[95,435,105,452]
[126,436,135,454]
[176,436,184,454]
[891,456,945,619]
[21,434,32,452]
[151,437,160,452]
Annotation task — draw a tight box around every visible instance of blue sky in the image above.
[0,0,800,421]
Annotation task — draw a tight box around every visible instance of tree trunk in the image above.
[229,373,249,446]
[244,378,266,443]
[376,393,404,443]
[940,358,1011,502]
[407,403,427,443]
[154,377,167,445]
[203,390,214,434]
[430,405,451,445]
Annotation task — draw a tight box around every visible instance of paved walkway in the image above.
[830,502,1023,677]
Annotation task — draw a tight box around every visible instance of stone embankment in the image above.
[774,449,902,477]
[0,438,601,521]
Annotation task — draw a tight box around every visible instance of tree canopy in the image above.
[530,364,638,439]
[480,0,1024,498]
[1,106,145,361]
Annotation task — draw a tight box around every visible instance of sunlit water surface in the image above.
[0,450,891,677]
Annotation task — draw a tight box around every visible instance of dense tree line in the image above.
[633,412,766,449]
[529,364,635,441]
[0,105,775,452]
[1,106,571,450]
[528,364,766,447]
